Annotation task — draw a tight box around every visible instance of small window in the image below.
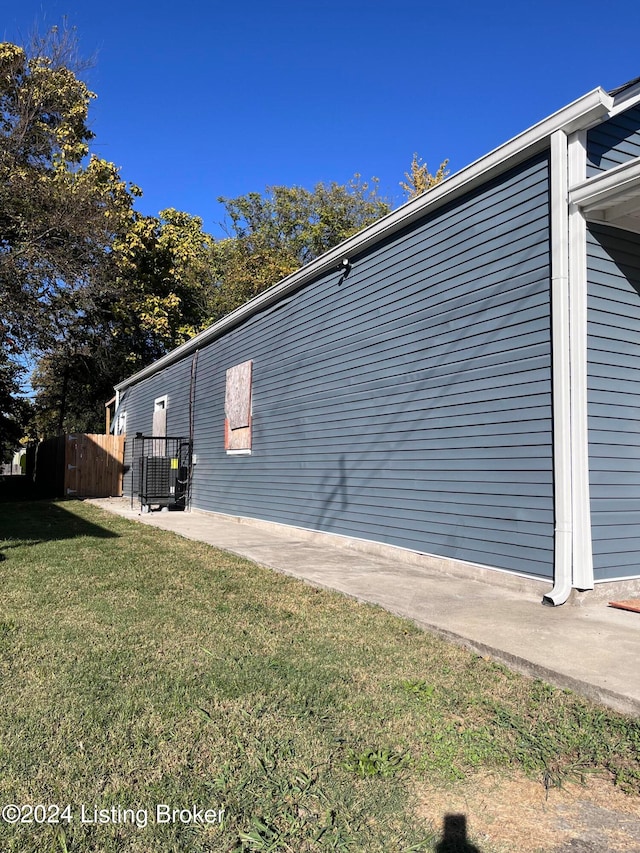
[225,361,252,454]
[116,411,127,435]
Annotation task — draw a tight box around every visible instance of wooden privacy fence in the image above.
[35,434,125,498]
[65,434,125,497]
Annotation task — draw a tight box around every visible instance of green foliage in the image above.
[31,207,217,435]
[0,34,93,168]
[109,208,217,357]
[401,679,436,699]
[211,176,391,322]
[341,747,410,778]
[400,153,449,200]
[220,175,390,266]
[0,26,140,354]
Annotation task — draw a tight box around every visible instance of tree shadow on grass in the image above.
[0,499,120,552]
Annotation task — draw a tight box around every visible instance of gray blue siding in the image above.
[120,152,554,579]
[587,105,640,177]
[587,224,640,580]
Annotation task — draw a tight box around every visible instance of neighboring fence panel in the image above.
[64,434,125,498]
[34,434,124,498]
[34,436,66,497]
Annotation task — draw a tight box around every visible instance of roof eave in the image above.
[115,86,613,392]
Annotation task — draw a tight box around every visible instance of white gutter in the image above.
[115,87,613,392]
[608,79,640,116]
[543,130,573,606]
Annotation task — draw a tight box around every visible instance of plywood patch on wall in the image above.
[225,360,253,451]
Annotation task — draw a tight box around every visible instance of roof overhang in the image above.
[115,86,614,392]
[570,156,640,234]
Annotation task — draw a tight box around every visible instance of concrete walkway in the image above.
[87,498,640,718]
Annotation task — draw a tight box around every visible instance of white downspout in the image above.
[568,130,595,591]
[543,130,573,606]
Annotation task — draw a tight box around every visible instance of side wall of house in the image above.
[586,223,640,581]
[120,152,555,579]
[585,103,640,582]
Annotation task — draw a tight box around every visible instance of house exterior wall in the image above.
[120,151,554,580]
[587,223,640,581]
[586,104,640,177]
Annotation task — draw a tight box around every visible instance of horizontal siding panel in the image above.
[199,482,554,514]
[258,338,551,408]
[205,494,554,544]
[588,332,640,358]
[262,272,551,370]
[235,450,553,471]
[260,342,552,408]
[591,510,640,527]
[215,467,552,489]
[588,276,640,303]
[590,470,640,488]
[588,306,640,335]
[592,497,640,513]
[266,369,552,416]
[591,527,640,545]
[253,426,553,453]
[265,282,550,372]
[264,391,553,429]
[590,457,640,472]
[589,551,640,571]
[589,376,640,408]
[588,396,640,417]
[588,351,640,374]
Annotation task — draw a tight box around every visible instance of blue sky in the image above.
[2,0,640,237]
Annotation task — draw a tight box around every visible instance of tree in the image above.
[108,208,217,364]
[0,26,138,354]
[211,175,391,320]
[31,208,218,434]
[400,153,449,200]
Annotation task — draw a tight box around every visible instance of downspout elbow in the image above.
[542,580,572,607]
[542,523,572,606]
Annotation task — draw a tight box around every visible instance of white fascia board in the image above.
[570,156,640,212]
[115,87,613,392]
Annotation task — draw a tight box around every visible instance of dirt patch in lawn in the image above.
[417,771,640,852]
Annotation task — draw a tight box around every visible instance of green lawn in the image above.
[0,500,638,852]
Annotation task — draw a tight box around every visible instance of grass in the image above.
[0,499,639,852]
